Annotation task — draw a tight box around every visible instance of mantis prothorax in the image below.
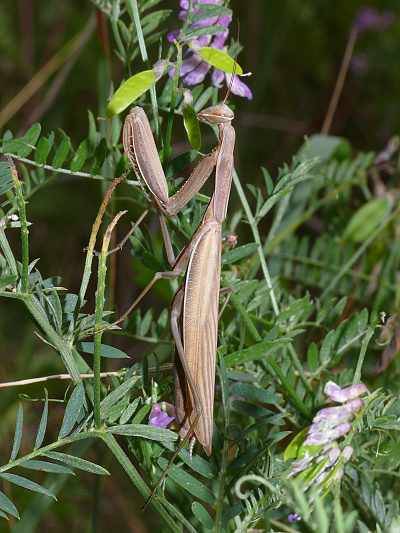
[123,100,235,456]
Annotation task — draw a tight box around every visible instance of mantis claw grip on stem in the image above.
[123,100,235,456]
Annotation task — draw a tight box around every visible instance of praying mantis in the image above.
[122,98,235,456]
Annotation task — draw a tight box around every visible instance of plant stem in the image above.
[321,28,358,134]
[233,170,279,316]
[163,44,182,161]
[0,371,123,390]
[23,294,81,382]
[10,159,29,292]
[233,169,313,396]
[127,0,159,136]
[79,175,125,308]
[100,432,179,532]
[0,431,100,473]
[93,210,126,428]
[0,16,96,129]
[321,207,400,299]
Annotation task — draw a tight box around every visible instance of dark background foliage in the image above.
[0,1,399,531]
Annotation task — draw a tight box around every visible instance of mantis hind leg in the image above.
[171,289,201,445]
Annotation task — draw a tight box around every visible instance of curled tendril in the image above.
[234,474,279,500]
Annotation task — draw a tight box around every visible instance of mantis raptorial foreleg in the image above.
[123,102,235,455]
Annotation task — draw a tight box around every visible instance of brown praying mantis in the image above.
[122,97,235,456]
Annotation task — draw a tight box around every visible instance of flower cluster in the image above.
[168,0,252,99]
[289,381,367,490]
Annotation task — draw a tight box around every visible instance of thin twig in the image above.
[0,16,96,129]
[107,209,148,255]
[321,28,358,134]
[0,371,122,390]
[94,210,127,428]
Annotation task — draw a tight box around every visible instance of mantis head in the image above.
[197,103,234,125]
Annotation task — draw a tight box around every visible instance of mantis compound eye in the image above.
[197,103,234,125]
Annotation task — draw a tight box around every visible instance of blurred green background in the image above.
[0,0,398,530]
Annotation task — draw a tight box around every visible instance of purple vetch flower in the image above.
[289,454,314,476]
[305,422,352,446]
[149,403,175,428]
[168,0,253,99]
[354,7,395,34]
[324,381,368,403]
[288,513,301,523]
[342,445,354,462]
[288,380,366,490]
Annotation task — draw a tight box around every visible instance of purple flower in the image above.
[288,513,301,523]
[169,0,253,99]
[149,403,175,428]
[324,381,367,403]
[354,7,395,34]
[342,445,354,461]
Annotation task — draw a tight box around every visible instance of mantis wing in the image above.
[179,220,221,455]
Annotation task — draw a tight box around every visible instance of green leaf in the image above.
[0,160,13,195]
[0,473,55,499]
[108,424,178,442]
[107,70,156,116]
[3,124,41,157]
[298,134,351,162]
[35,135,52,165]
[191,5,232,22]
[230,383,278,404]
[284,428,308,461]
[79,342,129,359]
[0,489,19,519]
[158,457,214,504]
[222,243,259,265]
[10,403,23,461]
[119,397,141,424]
[307,342,319,372]
[34,393,48,449]
[178,450,215,479]
[100,376,139,418]
[198,47,243,75]
[185,25,227,39]
[192,502,213,530]
[58,382,85,438]
[183,104,202,151]
[70,140,88,172]
[88,110,99,148]
[52,133,71,168]
[224,338,292,366]
[0,275,17,289]
[343,198,390,243]
[43,452,109,475]
[21,460,74,475]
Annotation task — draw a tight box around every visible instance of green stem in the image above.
[233,170,279,316]
[100,432,179,532]
[321,207,400,299]
[10,161,29,292]
[233,170,313,396]
[0,431,99,473]
[127,0,159,136]
[163,44,182,161]
[93,211,126,428]
[23,294,81,382]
